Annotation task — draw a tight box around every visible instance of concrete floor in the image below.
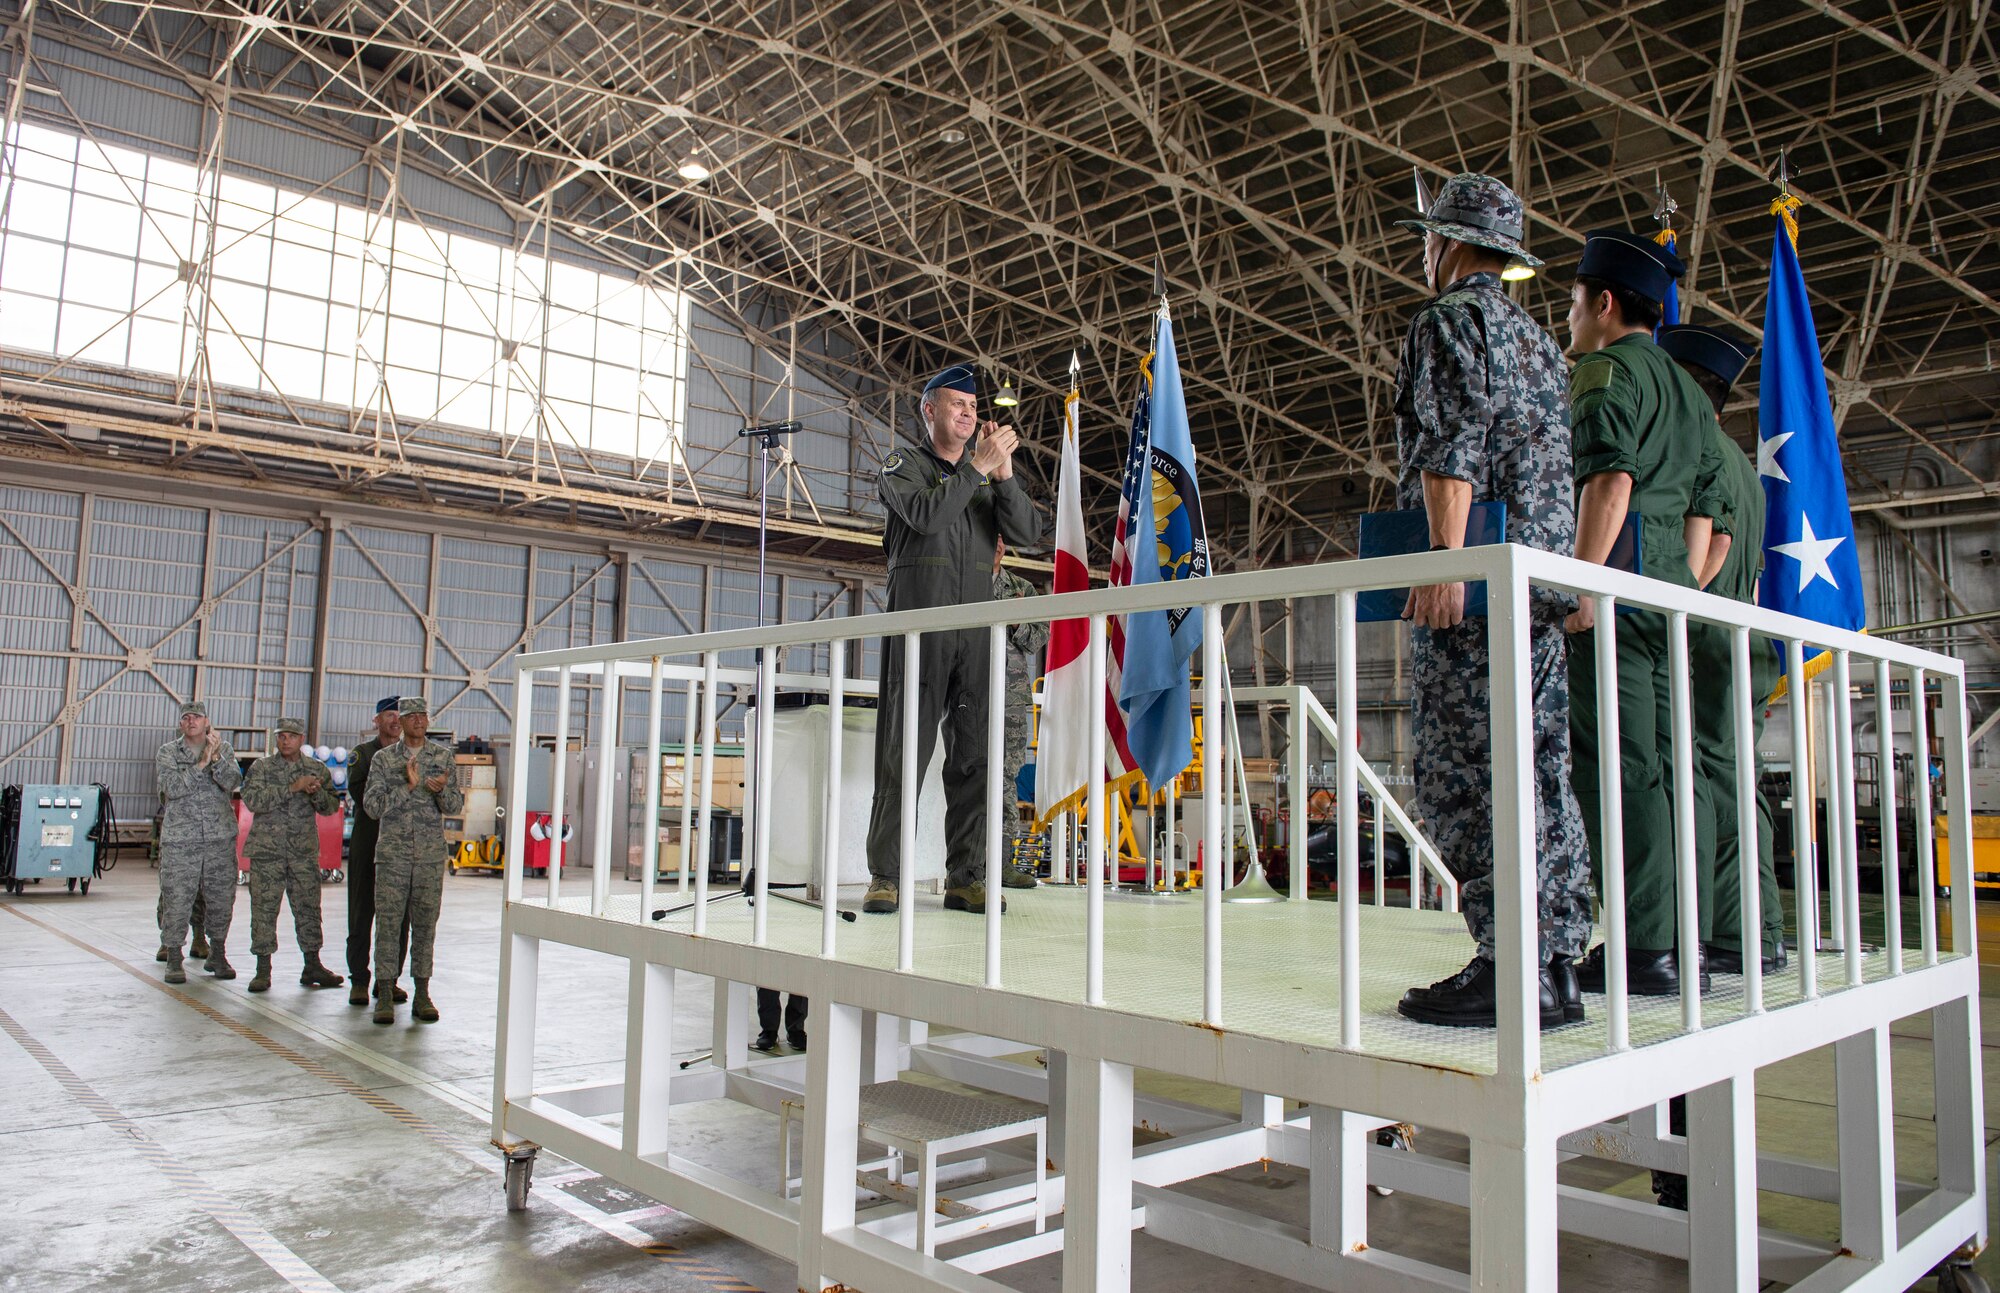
[1,856,1993,1292]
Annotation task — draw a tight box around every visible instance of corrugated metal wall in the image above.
[0,477,886,815]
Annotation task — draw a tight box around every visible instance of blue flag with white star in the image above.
[1757,204,1864,654]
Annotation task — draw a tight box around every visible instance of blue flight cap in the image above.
[1657,324,1757,389]
[375,695,401,714]
[1576,230,1684,305]
[921,364,978,398]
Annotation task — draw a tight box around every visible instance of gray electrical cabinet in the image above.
[570,747,631,876]
[6,785,102,895]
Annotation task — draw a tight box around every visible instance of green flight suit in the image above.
[864,438,1042,886]
[1691,429,1785,956]
[1568,333,1724,950]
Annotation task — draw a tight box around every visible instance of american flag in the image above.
[1101,359,1151,783]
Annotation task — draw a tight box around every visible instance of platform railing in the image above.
[505,542,1975,1083]
[1231,683,1457,909]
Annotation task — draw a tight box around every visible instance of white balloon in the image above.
[331,746,348,764]
[313,744,331,761]
[329,767,349,788]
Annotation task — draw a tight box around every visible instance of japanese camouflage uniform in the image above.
[1658,324,1785,960]
[1568,328,1726,952]
[241,729,341,961]
[863,374,1042,891]
[1391,261,1593,967]
[362,709,461,983]
[993,566,1049,872]
[156,710,241,959]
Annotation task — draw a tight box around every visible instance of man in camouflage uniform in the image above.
[993,538,1049,889]
[345,696,410,1008]
[1387,173,1594,1031]
[155,700,241,984]
[362,696,460,1025]
[241,717,345,993]
[862,363,1042,916]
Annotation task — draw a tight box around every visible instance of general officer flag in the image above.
[1757,196,1864,658]
[1117,308,1209,792]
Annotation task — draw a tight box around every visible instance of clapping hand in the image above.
[291,774,321,794]
[424,772,449,793]
[970,422,1019,480]
[199,731,221,767]
[406,756,420,788]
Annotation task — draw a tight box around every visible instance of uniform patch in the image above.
[1569,359,1615,399]
[883,450,904,472]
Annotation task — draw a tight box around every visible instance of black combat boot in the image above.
[1547,954,1585,1023]
[1397,956,1565,1029]
[1574,945,1681,996]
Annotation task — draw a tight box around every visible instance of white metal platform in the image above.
[492,544,1986,1292]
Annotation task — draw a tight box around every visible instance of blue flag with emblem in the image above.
[1118,307,1209,792]
[1757,198,1864,664]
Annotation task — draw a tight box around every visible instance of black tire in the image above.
[66,878,76,892]
[79,879,89,895]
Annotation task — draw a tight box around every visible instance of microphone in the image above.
[738,420,802,439]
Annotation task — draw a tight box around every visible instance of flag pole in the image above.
[1147,266,1279,904]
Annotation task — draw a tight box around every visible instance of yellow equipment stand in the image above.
[1933,814,2000,896]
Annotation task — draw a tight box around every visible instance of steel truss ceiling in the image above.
[5,0,1997,564]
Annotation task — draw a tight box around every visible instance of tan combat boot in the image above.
[861,877,899,913]
[411,978,440,1023]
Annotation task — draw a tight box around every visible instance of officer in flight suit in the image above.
[1564,231,1726,998]
[862,364,1042,915]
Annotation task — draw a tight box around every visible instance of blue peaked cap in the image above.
[1657,324,1757,389]
[375,695,402,714]
[1577,229,1684,305]
[922,363,978,397]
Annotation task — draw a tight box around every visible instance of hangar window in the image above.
[0,122,690,466]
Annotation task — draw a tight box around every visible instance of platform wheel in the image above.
[1937,1260,1993,1293]
[67,878,76,892]
[503,1144,539,1212]
[237,871,250,886]
[1370,1122,1416,1197]
[79,880,89,895]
